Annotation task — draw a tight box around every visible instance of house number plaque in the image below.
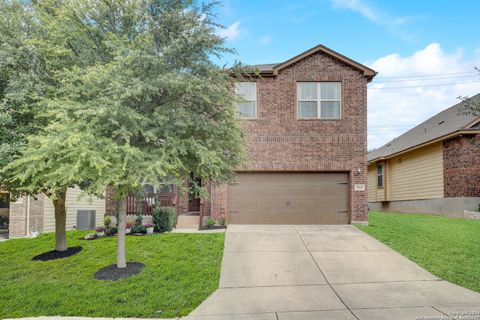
[354,184,365,191]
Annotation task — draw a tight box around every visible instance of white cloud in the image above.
[260,35,272,45]
[331,0,414,40]
[218,21,241,41]
[367,43,480,150]
[332,0,379,22]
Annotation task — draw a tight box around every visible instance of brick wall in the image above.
[210,51,369,223]
[209,184,228,221]
[105,186,117,215]
[28,195,44,233]
[443,134,480,197]
[9,195,45,238]
[9,198,26,238]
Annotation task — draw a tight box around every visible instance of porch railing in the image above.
[126,193,176,215]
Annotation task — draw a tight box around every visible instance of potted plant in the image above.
[144,224,154,234]
[95,227,106,237]
[126,221,135,234]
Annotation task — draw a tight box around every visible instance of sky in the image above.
[212,0,480,149]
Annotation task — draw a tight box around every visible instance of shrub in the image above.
[135,214,143,227]
[152,207,175,233]
[104,216,112,229]
[131,225,147,234]
[106,227,118,236]
[207,217,216,228]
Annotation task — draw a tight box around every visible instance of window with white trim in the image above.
[235,82,256,119]
[377,163,384,188]
[297,82,341,119]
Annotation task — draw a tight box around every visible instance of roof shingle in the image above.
[368,94,480,162]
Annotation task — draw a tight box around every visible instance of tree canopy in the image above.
[2,0,246,197]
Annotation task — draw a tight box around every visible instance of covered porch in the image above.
[120,182,209,229]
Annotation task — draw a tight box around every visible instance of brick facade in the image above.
[210,51,369,223]
[8,199,26,238]
[103,49,371,224]
[105,186,117,216]
[8,195,44,238]
[28,195,45,233]
[443,134,480,197]
[209,184,228,221]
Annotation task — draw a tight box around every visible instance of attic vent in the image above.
[438,120,445,125]
[77,210,96,230]
[386,143,391,147]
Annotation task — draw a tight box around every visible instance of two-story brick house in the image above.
[107,44,376,226]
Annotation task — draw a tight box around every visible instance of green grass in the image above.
[357,212,480,293]
[0,231,225,318]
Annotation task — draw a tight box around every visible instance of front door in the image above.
[188,176,201,212]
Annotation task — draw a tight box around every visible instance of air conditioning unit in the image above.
[76,210,96,230]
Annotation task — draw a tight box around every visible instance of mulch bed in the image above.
[200,226,227,230]
[94,262,145,281]
[32,246,83,261]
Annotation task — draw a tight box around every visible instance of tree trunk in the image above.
[52,190,68,252]
[117,197,127,268]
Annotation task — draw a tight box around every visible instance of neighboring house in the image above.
[1,187,105,239]
[108,44,376,226]
[367,95,480,217]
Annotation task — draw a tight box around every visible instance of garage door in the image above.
[228,173,349,224]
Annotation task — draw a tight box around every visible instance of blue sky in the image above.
[213,0,480,149]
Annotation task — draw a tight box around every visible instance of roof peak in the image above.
[248,44,377,81]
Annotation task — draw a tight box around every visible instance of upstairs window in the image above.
[377,163,384,188]
[235,82,256,119]
[297,82,341,119]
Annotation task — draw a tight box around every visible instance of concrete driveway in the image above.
[188,225,480,320]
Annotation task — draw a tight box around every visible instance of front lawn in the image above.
[0,231,225,318]
[357,212,480,293]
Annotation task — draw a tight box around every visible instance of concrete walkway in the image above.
[187,225,480,320]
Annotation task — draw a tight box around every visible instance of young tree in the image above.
[4,121,122,251]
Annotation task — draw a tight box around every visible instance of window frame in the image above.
[376,163,384,189]
[235,81,257,119]
[296,82,342,120]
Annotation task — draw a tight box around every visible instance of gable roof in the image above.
[368,94,480,163]
[249,44,377,81]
